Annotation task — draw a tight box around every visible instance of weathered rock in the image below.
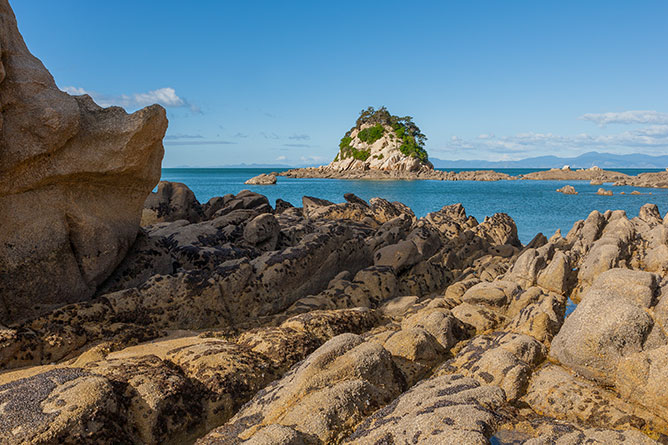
[142,181,203,225]
[506,289,566,344]
[438,332,546,401]
[244,173,277,185]
[214,190,273,217]
[451,302,505,334]
[165,340,277,431]
[461,280,522,308]
[374,239,421,272]
[597,187,613,196]
[525,364,668,436]
[379,296,419,318]
[0,0,167,324]
[525,428,658,445]
[240,425,308,445]
[243,213,280,250]
[85,355,202,444]
[201,334,405,443]
[615,345,668,425]
[343,193,368,206]
[344,374,505,444]
[0,368,127,444]
[401,308,466,350]
[382,327,446,385]
[274,198,294,214]
[550,268,659,384]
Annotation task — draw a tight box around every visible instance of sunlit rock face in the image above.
[0,0,167,324]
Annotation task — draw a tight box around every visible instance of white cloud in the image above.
[300,155,325,164]
[437,126,668,159]
[276,155,287,161]
[434,110,668,160]
[61,86,200,113]
[580,110,668,126]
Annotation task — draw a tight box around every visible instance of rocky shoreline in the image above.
[3,181,668,444]
[281,165,668,188]
[3,1,668,443]
[281,166,516,181]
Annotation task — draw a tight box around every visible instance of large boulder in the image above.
[550,268,659,384]
[344,374,505,444]
[0,0,167,324]
[201,334,406,443]
[141,181,203,225]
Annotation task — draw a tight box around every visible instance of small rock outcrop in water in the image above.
[244,173,277,185]
[0,0,167,324]
[597,187,613,196]
[556,185,577,194]
[3,179,668,443]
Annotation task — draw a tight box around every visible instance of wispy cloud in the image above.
[260,132,280,140]
[164,140,237,146]
[300,155,326,164]
[438,126,668,158]
[62,86,201,113]
[233,132,249,138]
[288,134,310,141]
[580,110,668,126]
[436,110,668,159]
[282,143,312,148]
[164,134,204,140]
[276,155,287,161]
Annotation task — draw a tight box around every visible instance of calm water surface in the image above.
[162,167,668,245]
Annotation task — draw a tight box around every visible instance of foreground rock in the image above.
[244,173,277,185]
[3,183,668,444]
[0,0,167,324]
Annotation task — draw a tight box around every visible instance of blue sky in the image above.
[13,1,668,167]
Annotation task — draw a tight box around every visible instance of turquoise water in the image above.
[161,168,668,245]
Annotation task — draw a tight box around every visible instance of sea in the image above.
[162,167,668,245]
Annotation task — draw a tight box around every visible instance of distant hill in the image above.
[431,152,668,169]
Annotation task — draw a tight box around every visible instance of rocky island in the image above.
[280,109,668,189]
[281,107,515,182]
[3,2,668,444]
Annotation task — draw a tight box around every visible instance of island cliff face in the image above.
[0,0,167,324]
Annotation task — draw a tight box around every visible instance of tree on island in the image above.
[338,106,429,163]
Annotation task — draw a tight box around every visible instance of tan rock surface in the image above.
[0,0,167,324]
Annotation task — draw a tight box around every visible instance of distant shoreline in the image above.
[277,166,668,188]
